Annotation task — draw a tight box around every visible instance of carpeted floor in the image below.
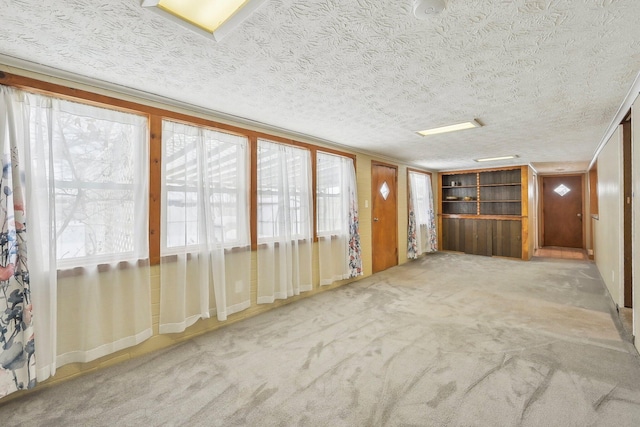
[1,252,640,426]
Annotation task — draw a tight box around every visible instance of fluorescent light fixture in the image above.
[416,119,481,137]
[142,0,267,41]
[474,155,519,162]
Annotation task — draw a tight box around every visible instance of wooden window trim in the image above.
[149,115,162,265]
[0,71,358,264]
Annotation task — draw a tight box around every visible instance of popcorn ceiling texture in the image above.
[1,0,639,171]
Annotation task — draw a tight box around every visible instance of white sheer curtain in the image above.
[316,153,361,285]
[408,171,437,258]
[256,139,313,303]
[159,121,251,333]
[2,85,152,379]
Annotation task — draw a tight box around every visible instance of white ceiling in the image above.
[1,0,639,172]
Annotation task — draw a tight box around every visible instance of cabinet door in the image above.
[464,219,493,256]
[492,220,522,258]
[442,218,463,252]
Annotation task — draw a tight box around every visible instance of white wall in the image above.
[594,125,624,306]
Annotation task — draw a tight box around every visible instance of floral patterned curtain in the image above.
[0,87,36,397]
[408,171,437,259]
[408,187,419,259]
[347,160,362,277]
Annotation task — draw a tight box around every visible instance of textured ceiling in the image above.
[1,0,639,171]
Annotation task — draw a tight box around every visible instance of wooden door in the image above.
[372,162,398,273]
[623,120,632,307]
[542,175,583,248]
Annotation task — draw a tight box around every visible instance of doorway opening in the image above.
[539,175,586,260]
[623,114,632,309]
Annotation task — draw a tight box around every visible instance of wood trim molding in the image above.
[407,167,432,176]
[371,159,399,170]
[148,115,162,265]
[589,70,640,170]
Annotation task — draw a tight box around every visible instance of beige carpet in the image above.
[1,252,640,426]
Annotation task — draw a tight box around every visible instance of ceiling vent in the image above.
[413,0,445,19]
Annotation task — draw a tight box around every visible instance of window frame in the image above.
[0,72,356,262]
[316,151,355,238]
[22,92,150,270]
[407,167,434,228]
[256,138,313,243]
[160,119,251,254]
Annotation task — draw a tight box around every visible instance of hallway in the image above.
[1,252,639,426]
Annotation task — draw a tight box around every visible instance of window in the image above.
[257,139,312,242]
[30,98,149,267]
[317,152,350,236]
[408,170,437,257]
[162,120,249,251]
[316,152,361,285]
[410,172,430,220]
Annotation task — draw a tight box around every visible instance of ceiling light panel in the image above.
[474,155,519,162]
[142,0,267,41]
[416,120,481,137]
[156,0,246,32]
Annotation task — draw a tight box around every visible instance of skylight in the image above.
[142,0,267,41]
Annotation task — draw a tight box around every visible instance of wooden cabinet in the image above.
[492,219,522,258]
[439,166,530,260]
[441,218,522,258]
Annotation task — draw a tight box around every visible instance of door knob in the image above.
[373,218,379,222]
[577,213,582,217]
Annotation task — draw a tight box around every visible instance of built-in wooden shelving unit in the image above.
[438,166,532,260]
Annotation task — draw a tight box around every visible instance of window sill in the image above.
[57,259,150,279]
[160,245,251,263]
[317,234,347,241]
[256,238,311,249]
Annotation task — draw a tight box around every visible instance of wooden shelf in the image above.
[440,214,522,220]
[440,169,522,216]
